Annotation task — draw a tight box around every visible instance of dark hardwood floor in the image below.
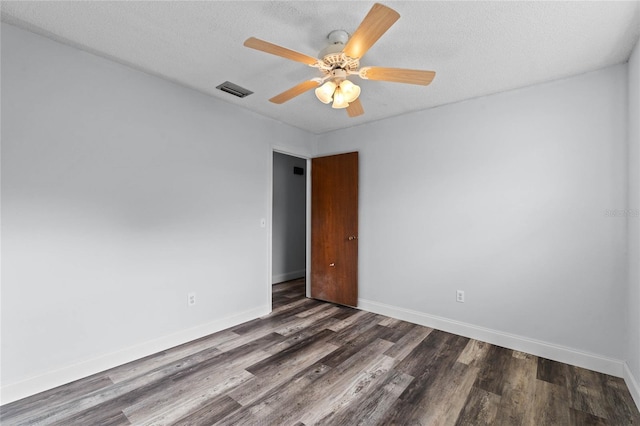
[2,278,639,425]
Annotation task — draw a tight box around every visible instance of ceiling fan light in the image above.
[340,80,361,103]
[331,86,349,109]
[315,81,337,104]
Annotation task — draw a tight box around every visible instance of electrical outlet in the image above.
[188,292,196,306]
[456,290,465,303]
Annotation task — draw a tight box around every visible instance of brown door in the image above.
[311,152,358,307]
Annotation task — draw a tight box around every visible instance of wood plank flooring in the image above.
[2,278,639,425]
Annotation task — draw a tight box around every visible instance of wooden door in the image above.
[311,152,358,307]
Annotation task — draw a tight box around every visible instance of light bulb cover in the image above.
[331,86,349,109]
[340,80,361,103]
[315,81,337,104]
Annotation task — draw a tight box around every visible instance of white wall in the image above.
[272,152,306,283]
[627,38,640,406]
[0,24,313,402]
[316,65,629,373]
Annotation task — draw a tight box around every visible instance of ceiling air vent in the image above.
[216,81,253,98]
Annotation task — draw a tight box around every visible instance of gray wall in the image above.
[316,65,629,368]
[0,23,314,401]
[627,38,640,404]
[272,152,306,283]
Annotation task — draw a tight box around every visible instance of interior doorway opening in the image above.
[271,151,308,307]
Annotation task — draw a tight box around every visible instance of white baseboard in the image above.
[0,304,271,405]
[272,269,305,284]
[624,362,640,411]
[358,298,624,378]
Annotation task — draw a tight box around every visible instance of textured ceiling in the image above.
[2,1,639,134]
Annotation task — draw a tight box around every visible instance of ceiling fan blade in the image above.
[360,67,436,86]
[244,37,319,66]
[342,3,400,59]
[269,80,320,104]
[346,98,364,117]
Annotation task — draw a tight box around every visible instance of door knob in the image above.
[329,263,335,267]
[348,235,358,241]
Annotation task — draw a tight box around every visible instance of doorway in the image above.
[271,151,308,307]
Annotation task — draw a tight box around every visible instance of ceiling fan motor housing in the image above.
[318,33,360,77]
[318,30,359,73]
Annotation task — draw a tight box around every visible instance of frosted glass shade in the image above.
[315,81,337,104]
[332,87,349,109]
[340,80,361,103]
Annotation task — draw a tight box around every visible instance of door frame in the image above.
[269,147,313,306]
[268,147,359,308]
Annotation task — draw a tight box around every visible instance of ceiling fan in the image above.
[243,3,436,118]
